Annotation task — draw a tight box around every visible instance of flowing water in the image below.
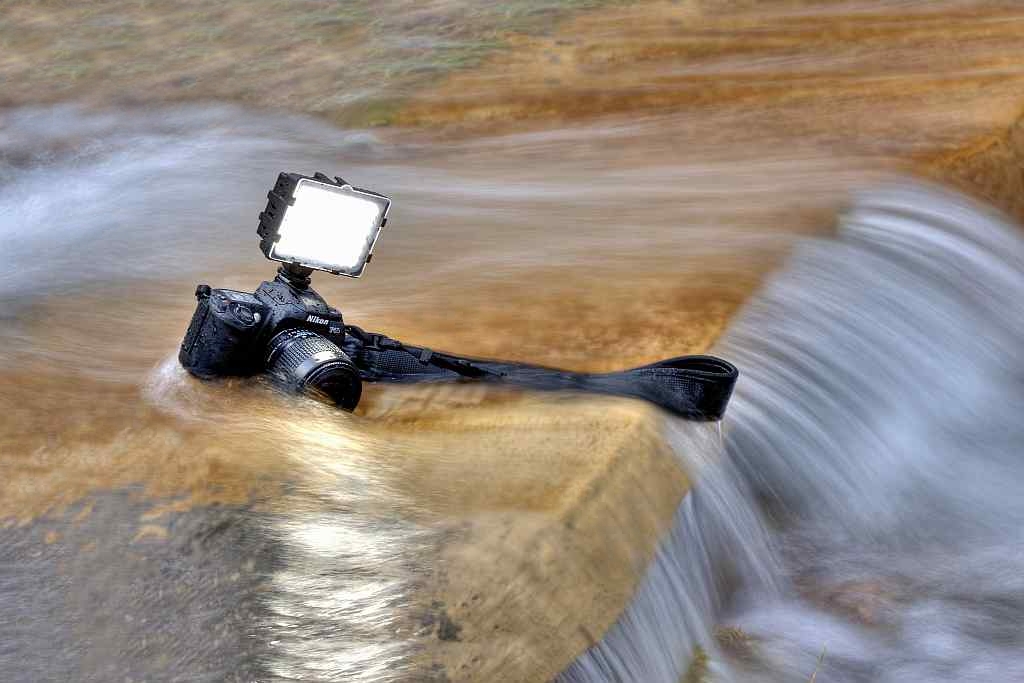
[563,184,1024,682]
[713,185,1024,682]
[2,95,1024,681]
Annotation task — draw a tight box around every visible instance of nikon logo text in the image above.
[306,315,331,326]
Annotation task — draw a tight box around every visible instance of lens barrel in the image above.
[266,328,362,410]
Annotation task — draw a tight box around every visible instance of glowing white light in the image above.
[270,179,389,276]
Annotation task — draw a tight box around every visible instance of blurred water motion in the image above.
[2,4,1024,674]
[562,184,1024,682]
[5,98,1024,681]
[713,185,1024,682]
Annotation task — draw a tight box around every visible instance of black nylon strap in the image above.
[343,326,737,421]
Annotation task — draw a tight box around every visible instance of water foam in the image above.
[565,183,1024,681]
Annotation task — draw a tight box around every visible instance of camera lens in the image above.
[265,329,362,410]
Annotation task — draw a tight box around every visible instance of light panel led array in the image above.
[258,173,390,277]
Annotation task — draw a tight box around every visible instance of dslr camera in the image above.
[180,172,388,409]
[179,171,739,420]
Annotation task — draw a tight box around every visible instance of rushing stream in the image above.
[716,185,1024,682]
[2,104,1024,682]
[564,184,1024,682]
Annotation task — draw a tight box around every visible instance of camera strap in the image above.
[343,326,504,379]
[344,326,737,421]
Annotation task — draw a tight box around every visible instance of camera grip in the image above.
[179,286,268,379]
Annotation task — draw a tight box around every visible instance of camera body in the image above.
[179,267,362,409]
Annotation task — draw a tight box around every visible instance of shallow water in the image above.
[0,103,840,681]
[1,93,1023,681]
